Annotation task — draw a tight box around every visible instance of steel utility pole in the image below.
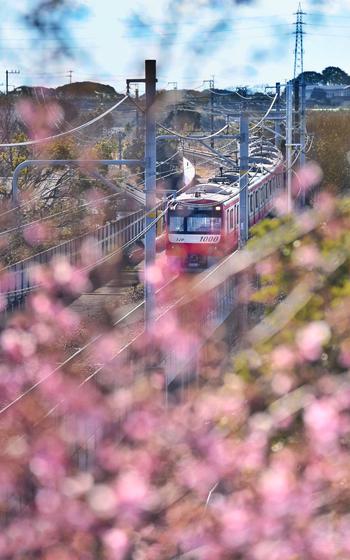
[126,61,157,329]
[144,60,157,328]
[203,77,215,148]
[239,112,249,247]
[6,69,20,95]
[168,81,178,130]
[238,112,249,338]
[135,87,140,138]
[299,77,306,206]
[299,80,306,167]
[67,70,73,84]
[286,81,293,213]
[117,130,123,169]
[293,78,300,150]
[210,77,214,149]
[275,82,281,148]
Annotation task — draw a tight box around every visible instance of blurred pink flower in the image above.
[292,162,323,196]
[296,321,331,361]
[30,292,55,316]
[304,398,340,448]
[1,328,36,361]
[52,257,90,294]
[256,258,276,276]
[271,344,296,371]
[115,470,149,510]
[23,222,49,246]
[16,99,64,140]
[87,484,118,518]
[178,458,217,496]
[123,409,157,441]
[219,504,255,549]
[36,488,62,515]
[142,263,164,287]
[271,372,294,395]
[259,464,296,516]
[252,540,300,560]
[102,528,129,559]
[293,244,321,269]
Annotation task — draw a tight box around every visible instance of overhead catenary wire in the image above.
[210,88,277,101]
[6,273,179,429]
[157,122,230,141]
[7,155,284,415]
[127,94,231,142]
[2,104,282,270]
[1,187,169,273]
[0,129,284,415]
[0,95,129,148]
[2,171,251,416]
[209,89,238,97]
[1,154,183,269]
[1,136,244,275]
[66,169,283,391]
[0,148,181,221]
[0,205,173,416]
[249,93,278,131]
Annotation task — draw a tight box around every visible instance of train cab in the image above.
[166,184,234,269]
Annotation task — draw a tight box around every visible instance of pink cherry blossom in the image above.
[296,321,331,361]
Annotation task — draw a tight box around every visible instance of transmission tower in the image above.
[293,3,306,79]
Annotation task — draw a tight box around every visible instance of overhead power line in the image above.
[250,93,278,131]
[157,122,229,141]
[0,95,129,148]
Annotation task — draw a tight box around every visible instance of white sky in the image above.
[2,0,350,92]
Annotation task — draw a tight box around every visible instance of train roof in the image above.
[175,144,283,206]
[175,183,240,205]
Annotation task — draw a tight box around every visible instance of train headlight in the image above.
[215,206,221,211]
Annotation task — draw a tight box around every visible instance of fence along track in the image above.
[1,210,145,313]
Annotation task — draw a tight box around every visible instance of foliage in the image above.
[296,67,350,87]
[307,111,350,192]
[56,82,117,98]
[123,137,145,179]
[237,86,248,96]
[1,157,350,559]
[296,71,324,85]
[93,138,118,161]
[322,66,350,86]
[91,138,118,174]
[165,109,201,132]
[3,1,350,558]
[46,138,79,160]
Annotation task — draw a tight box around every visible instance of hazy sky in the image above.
[2,0,350,92]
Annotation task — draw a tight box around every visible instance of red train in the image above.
[166,141,284,269]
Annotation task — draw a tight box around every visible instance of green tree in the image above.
[47,138,78,160]
[123,137,145,180]
[322,66,350,85]
[165,109,201,132]
[296,71,324,85]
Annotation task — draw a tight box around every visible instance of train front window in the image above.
[169,215,185,232]
[187,215,221,233]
